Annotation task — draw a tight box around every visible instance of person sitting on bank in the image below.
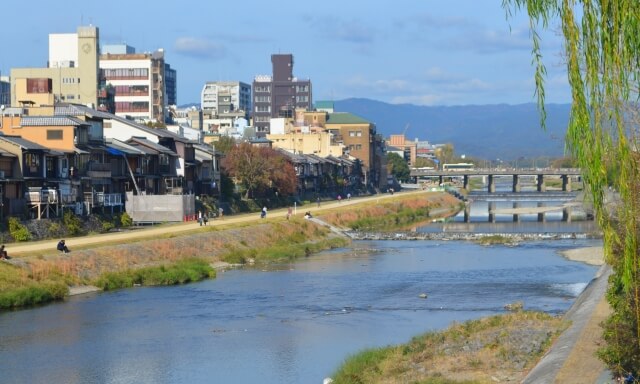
[57,240,70,253]
[0,245,10,260]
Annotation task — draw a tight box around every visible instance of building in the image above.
[200,81,250,116]
[0,74,10,107]
[387,134,417,165]
[11,26,100,108]
[99,45,175,123]
[252,54,312,135]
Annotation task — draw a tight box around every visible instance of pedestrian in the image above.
[287,206,292,220]
[57,240,70,253]
[261,206,267,219]
[218,207,224,219]
[198,210,203,226]
[203,211,208,225]
[316,197,321,207]
[347,193,351,200]
[337,194,342,203]
[0,245,10,260]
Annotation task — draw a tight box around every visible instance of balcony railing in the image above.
[84,192,122,206]
[87,163,112,178]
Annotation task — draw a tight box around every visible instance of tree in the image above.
[413,157,437,169]
[505,0,640,376]
[213,136,236,155]
[435,143,455,165]
[386,152,410,182]
[222,143,297,199]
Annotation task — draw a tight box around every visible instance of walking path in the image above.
[5,190,435,257]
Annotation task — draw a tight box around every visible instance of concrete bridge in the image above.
[410,168,582,193]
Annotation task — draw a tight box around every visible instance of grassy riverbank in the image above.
[331,311,568,384]
[0,191,459,310]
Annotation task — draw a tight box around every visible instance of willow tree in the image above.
[504,0,640,375]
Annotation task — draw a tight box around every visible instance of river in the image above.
[0,235,600,383]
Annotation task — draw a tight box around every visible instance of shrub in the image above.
[63,210,83,236]
[8,217,31,242]
[120,212,133,227]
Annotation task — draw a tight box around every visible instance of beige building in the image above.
[267,131,344,157]
[388,134,417,165]
[11,26,100,108]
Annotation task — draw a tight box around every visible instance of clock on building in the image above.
[82,43,92,54]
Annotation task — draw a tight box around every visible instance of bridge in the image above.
[409,168,582,193]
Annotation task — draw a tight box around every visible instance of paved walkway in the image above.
[523,264,612,383]
[5,190,435,257]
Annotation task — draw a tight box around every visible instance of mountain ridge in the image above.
[334,98,570,160]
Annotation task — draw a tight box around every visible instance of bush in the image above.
[63,210,83,236]
[8,217,31,242]
[0,282,68,309]
[120,212,133,227]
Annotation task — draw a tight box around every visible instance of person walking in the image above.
[218,207,224,219]
[261,206,267,219]
[198,210,203,226]
[316,197,321,207]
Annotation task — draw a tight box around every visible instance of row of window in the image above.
[348,144,363,151]
[115,101,150,112]
[296,95,309,103]
[114,85,149,96]
[62,77,80,84]
[255,95,271,102]
[101,68,149,79]
[255,105,271,113]
[296,85,309,92]
[254,86,271,92]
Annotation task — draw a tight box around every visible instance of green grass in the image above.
[94,258,215,290]
[221,237,349,264]
[0,281,69,309]
[349,206,431,231]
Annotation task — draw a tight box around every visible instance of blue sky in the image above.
[0,0,569,106]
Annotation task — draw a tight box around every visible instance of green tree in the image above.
[435,143,455,166]
[213,136,236,155]
[505,0,640,375]
[386,153,410,182]
[222,143,297,199]
[413,157,437,169]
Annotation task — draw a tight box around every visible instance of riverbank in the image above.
[329,245,608,383]
[0,190,458,308]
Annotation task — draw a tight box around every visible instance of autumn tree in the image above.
[505,0,640,375]
[213,135,237,155]
[222,143,297,199]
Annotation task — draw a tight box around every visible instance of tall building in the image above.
[0,74,10,107]
[99,45,176,123]
[200,81,250,115]
[252,54,312,135]
[11,26,100,108]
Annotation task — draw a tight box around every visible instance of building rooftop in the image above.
[326,112,371,125]
[20,116,89,127]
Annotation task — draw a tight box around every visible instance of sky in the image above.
[0,0,570,107]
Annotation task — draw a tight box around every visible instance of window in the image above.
[25,153,40,172]
[255,95,271,102]
[255,105,271,113]
[47,130,63,140]
[159,154,170,165]
[355,144,362,150]
[349,130,362,137]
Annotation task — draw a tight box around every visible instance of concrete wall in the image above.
[125,192,195,223]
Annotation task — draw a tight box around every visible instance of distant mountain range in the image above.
[334,98,571,160]
[180,98,571,160]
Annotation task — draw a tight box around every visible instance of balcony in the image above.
[84,192,122,206]
[87,163,112,178]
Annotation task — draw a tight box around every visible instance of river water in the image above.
[0,235,600,384]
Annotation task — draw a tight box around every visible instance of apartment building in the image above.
[201,81,250,116]
[0,74,9,107]
[11,26,100,108]
[99,44,176,123]
[252,54,312,135]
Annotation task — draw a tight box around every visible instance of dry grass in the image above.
[332,311,568,384]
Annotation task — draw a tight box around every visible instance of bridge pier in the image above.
[439,175,444,186]
[488,202,496,223]
[488,175,496,193]
[463,175,469,190]
[537,175,546,192]
[563,206,572,222]
[537,202,546,222]
[464,203,471,223]
[513,202,520,222]
[562,175,572,192]
[512,175,520,193]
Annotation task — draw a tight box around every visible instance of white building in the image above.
[200,81,251,115]
[100,45,175,123]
